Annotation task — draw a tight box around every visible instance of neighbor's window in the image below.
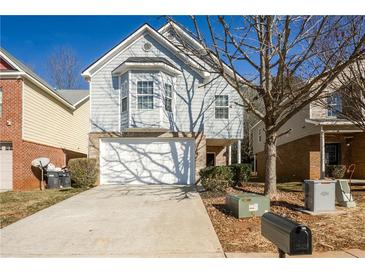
[0,88,2,117]
[164,83,173,112]
[121,81,128,112]
[258,128,262,143]
[327,92,342,117]
[215,95,229,119]
[137,81,154,109]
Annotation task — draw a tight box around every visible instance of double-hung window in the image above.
[327,92,342,117]
[137,81,154,109]
[215,95,229,119]
[120,81,128,112]
[164,83,173,112]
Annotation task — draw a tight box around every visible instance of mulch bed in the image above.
[200,183,365,253]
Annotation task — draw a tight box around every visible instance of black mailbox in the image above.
[261,212,312,257]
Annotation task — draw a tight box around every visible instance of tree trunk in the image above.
[264,131,277,198]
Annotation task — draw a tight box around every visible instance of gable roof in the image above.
[56,89,89,106]
[158,21,247,84]
[0,48,76,109]
[0,48,89,109]
[81,23,210,79]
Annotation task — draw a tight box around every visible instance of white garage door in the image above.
[100,138,195,185]
[0,142,13,191]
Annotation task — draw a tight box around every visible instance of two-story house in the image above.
[82,23,244,185]
[252,90,365,182]
[0,48,89,191]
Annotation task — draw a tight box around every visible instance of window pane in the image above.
[165,98,172,112]
[215,108,228,119]
[138,96,153,109]
[165,84,172,98]
[215,95,228,107]
[137,81,154,95]
[121,97,128,112]
[327,93,342,117]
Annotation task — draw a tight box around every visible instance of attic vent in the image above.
[143,42,152,52]
[166,33,174,40]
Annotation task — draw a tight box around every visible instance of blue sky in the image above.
[0,16,197,89]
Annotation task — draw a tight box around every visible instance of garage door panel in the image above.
[0,142,13,191]
[100,139,195,185]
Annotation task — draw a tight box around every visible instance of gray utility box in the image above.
[303,180,336,212]
[336,180,356,208]
[226,193,270,218]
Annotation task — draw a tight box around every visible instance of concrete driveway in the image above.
[0,185,223,257]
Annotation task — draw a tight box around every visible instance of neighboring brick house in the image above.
[82,23,244,185]
[0,48,90,191]
[252,91,365,182]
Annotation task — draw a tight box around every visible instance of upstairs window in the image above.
[137,81,154,109]
[164,83,173,112]
[327,92,342,117]
[120,81,128,112]
[215,95,229,119]
[258,128,262,143]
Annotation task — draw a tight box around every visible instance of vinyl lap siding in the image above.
[90,32,243,139]
[22,80,89,154]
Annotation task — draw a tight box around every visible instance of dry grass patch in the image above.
[0,188,86,228]
[201,182,365,253]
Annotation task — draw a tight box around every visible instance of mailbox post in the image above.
[261,212,312,258]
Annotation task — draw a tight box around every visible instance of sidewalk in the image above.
[225,249,365,258]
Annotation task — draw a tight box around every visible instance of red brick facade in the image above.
[0,78,83,191]
[256,133,365,182]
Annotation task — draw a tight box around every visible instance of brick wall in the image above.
[0,79,85,191]
[89,131,206,185]
[0,59,14,70]
[256,132,365,182]
[351,132,365,178]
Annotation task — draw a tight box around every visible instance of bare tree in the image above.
[166,16,365,197]
[47,46,81,89]
[328,59,365,130]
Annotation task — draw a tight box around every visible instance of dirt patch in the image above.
[200,183,365,253]
[0,188,87,228]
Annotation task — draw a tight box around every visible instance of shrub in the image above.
[199,166,234,192]
[326,165,346,179]
[230,164,251,185]
[68,158,98,188]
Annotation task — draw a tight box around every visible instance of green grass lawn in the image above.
[0,188,86,228]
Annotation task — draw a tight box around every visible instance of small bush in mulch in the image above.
[326,165,346,179]
[199,166,234,192]
[68,158,97,188]
[230,164,251,186]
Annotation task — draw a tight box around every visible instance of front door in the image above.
[325,143,341,165]
[207,153,215,167]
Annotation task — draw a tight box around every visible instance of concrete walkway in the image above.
[0,185,224,257]
[225,249,365,258]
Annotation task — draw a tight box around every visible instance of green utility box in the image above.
[226,193,270,218]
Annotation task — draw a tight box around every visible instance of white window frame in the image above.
[327,92,342,117]
[164,83,173,112]
[215,95,229,119]
[258,128,262,143]
[120,80,128,113]
[137,81,154,110]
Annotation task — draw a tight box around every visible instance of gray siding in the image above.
[90,31,243,139]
